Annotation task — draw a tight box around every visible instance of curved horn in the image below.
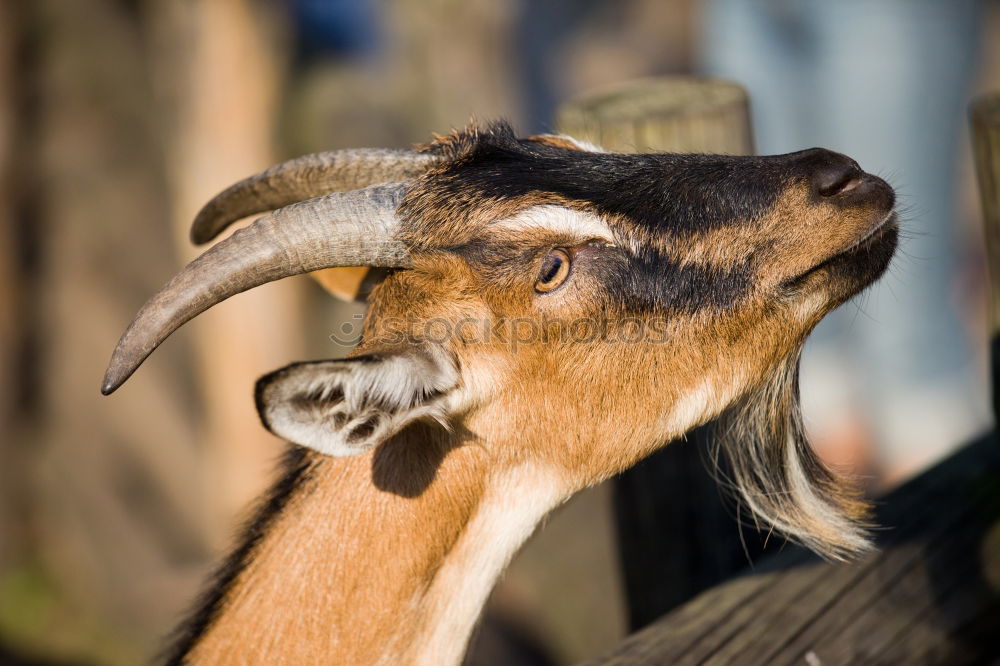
[102,183,410,395]
[191,149,437,244]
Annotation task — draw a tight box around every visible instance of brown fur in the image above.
[187,426,490,664]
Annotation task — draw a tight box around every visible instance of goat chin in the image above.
[712,352,873,561]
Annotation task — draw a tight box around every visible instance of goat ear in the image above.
[255,346,458,457]
[308,267,390,302]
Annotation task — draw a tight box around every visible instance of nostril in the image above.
[813,155,864,198]
[817,171,862,197]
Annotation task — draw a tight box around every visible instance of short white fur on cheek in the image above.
[445,352,511,415]
[796,291,827,319]
[661,369,750,439]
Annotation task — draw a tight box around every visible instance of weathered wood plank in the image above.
[585,434,1000,666]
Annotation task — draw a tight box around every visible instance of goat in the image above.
[102,121,897,665]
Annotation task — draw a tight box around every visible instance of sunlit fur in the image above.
[164,121,897,664]
[713,356,873,560]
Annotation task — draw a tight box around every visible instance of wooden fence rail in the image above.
[587,433,1000,665]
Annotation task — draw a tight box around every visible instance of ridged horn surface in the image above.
[190,149,436,244]
[102,183,410,395]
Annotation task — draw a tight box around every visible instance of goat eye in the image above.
[535,248,571,293]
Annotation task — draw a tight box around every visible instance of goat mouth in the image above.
[783,210,899,288]
[843,210,897,255]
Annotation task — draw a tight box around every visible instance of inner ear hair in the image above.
[308,267,392,302]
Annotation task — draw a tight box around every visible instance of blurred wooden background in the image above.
[0,1,696,662]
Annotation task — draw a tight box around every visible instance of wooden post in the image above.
[557,78,753,155]
[970,93,1000,425]
[557,78,770,630]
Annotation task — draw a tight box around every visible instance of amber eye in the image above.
[535,248,571,293]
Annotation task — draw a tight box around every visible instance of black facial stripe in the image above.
[453,236,751,313]
[449,238,541,281]
[603,249,754,313]
[430,121,792,234]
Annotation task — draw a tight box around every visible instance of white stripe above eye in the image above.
[533,133,606,153]
[493,206,617,245]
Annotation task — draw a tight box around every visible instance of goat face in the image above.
[105,122,897,558]
[328,123,898,472]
